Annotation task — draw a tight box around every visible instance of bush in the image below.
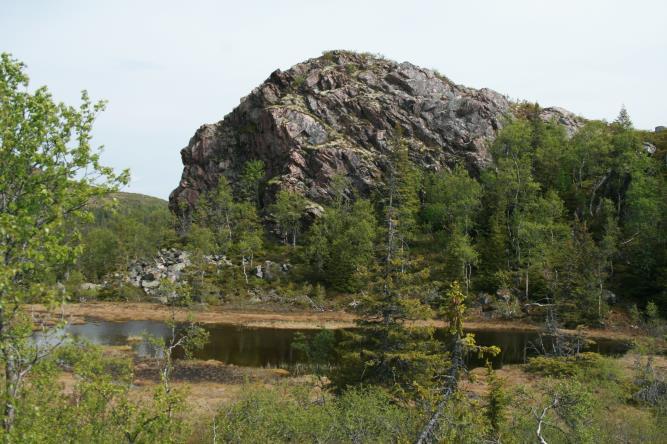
[213,384,423,443]
[97,278,146,301]
[525,352,614,379]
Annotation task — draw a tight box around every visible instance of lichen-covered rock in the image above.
[127,248,191,294]
[538,107,584,137]
[127,249,238,296]
[169,51,582,224]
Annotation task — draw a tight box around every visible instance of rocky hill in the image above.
[169,50,581,222]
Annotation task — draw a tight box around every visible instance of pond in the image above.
[64,320,632,369]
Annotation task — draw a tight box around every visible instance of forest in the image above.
[1,51,667,443]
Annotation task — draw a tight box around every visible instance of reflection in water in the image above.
[64,321,631,369]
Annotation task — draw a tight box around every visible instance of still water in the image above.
[65,320,632,368]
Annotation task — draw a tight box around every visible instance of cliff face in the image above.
[169,51,579,221]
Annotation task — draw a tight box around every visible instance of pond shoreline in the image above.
[27,301,642,342]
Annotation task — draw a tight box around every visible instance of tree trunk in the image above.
[0,312,16,436]
[415,336,463,444]
[241,259,248,284]
[598,281,603,320]
[3,356,18,435]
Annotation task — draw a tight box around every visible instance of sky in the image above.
[2,0,666,199]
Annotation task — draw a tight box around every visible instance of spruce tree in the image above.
[333,133,444,397]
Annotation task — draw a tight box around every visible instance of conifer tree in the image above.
[333,133,443,396]
[304,197,378,292]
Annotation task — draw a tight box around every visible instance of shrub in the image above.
[213,384,423,443]
[97,278,146,302]
[321,50,336,64]
[525,352,614,379]
[292,74,306,90]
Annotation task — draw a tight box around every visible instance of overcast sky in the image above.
[2,0,666,199]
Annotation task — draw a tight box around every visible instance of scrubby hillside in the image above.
[74,192,175,282]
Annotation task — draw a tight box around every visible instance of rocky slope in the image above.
[169,50,581,222]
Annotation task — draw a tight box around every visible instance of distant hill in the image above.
[90,191,168,212]
[76,191,174,282]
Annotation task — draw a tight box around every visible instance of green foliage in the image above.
[512,379,600,444]
[431,392,493,443]
[422,165,482,292]
[4,341,191,443]
[344,63,358,75]
[631,354,667,415]
[304,197,378,292]
[194,178,236,253]
[213,384,424,443]
[291,329,336,378]
[321,50,336,64]
[239,159,265,205]
[292,74,306,90]
[270,190,308,246]
[486,365,509,436]
[524,352,622,385]
[0,53,128,294]
[646,301,659,322]
[77,193,174,282]
[96,275,146,301]
[0,53,129,433]
[194,177,264,283]
[422,164,481,234]
[630,304,641,324]
[472,109,666,322]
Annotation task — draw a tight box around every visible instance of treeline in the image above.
[188,106,666,325]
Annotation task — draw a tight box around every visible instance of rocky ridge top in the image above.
[169,51,582,221]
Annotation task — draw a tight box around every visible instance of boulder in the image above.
[80,282,102,291]
[141,280,160,289]
[539,107,583,136]
[643,142,657,155]
[127,248,194,295]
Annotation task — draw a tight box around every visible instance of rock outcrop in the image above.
[127,248,191,293]
[169,51,582,222]
[126,249,290,297]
